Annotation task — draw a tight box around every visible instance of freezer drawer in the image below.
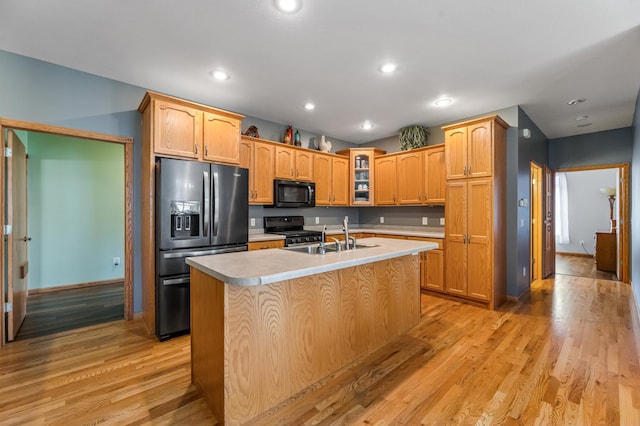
[156,274,190,340]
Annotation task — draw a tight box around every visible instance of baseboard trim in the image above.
[506,288,531,304]
[29,278,124,296]
[556,252,593,258]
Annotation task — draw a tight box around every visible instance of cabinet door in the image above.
[253,142,275,204]
[424,146,446,204]
[445,181,467,296]
[466,179,492,301]
[467,121,493,178]
[275,146,295,179]
[154,100,202,159]
[239,140,251,170]
[202,112,240,164]
[295,151,314,181]
[445,127,467,180]
[313,154,332,205]
[331,156,349,206]
[374,157,397,205]
[397,152,423,204]
[422,249,444,292]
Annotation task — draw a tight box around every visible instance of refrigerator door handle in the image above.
[212,170,220,236]
[162,277,190,286]
[203,170,210,237]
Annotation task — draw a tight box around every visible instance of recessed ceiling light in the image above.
[434,98,453,107]
[379,63,397,73]
[567,98,586,105]
[304,103,315,110]
[210,70,229,81]
[575,115,588,121]
[273,0,302,13]
[577,123,592,128]
[361,121,374,130]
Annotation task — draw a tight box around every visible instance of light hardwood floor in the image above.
[556,253,617,281]
[1,274,639,425]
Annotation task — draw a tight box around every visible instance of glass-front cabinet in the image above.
[336,148,386,206]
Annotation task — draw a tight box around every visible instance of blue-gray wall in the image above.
[514,108,549,298]
[631,88,640,315]
[0,49,146,312]
[549,127,633,169]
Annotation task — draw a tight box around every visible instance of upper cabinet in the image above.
[275,145,314,181]
[202,111,242,164]
[313,153,349,206]
[336,148,386,206]
[444,116,507,180]
[370,144,446,206]
[240,137,275,205]
[139,91,244,165]
[424,145,446,204]
[153,100,202,159]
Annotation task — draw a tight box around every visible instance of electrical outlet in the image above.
[579,240,585,245]
[113,257,120,266]
[440,217,445,226]
[380,216,385,224]
[422,217,428,225]
[250,218,256,227]
[315,216,320,224]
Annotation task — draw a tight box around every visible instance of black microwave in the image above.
[274,179,315,208]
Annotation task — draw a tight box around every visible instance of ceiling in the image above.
[1,0,639,144]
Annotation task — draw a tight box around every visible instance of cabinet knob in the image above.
[205,145,208,156]
[195,144,198,154]
[290,168,294,176]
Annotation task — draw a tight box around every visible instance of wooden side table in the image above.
[595,232,616,272]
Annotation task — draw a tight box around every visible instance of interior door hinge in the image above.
[4,147,12,158]
[4,302,12,313]
[3,225,12,235]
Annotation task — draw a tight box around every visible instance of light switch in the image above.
[422,217,428,225]
[440,218,445,225]
[250,218,256,227]
[380,216,385,224]
[315,216,320,224]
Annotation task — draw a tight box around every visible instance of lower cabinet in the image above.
[375,235,445,292]
[421,249,444,292]
[248,240,284,251]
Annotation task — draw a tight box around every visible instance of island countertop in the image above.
[186,237,437,286]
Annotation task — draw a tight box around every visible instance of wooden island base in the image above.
[190,254,420,424]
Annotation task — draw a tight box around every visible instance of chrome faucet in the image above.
[318,225,327,254]
[343,216,356,250]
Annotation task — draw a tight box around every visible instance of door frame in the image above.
[554,163,630,283]
[0,118,134,346]
[530,162,543,282]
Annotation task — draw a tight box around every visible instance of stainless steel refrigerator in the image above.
[155,157,248,340]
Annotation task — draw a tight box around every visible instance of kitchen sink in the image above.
[283,243,378,254]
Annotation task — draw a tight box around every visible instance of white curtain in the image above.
[555,172,570,244]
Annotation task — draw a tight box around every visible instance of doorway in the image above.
[553,164,629,282]
[0,119,134,346]
[530,162,543,282]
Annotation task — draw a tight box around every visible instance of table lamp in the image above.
[600,187,616,232]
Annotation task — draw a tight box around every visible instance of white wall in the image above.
[556,168,617,254]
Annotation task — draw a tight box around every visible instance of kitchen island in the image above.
[186,237,437,424]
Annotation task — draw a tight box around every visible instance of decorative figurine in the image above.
[283,125,293,144]
[243,125,260,138]
[294,130,301,146]
[318,134,332,152]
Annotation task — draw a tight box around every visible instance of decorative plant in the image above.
[399,125,430,150]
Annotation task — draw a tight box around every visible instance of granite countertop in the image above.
[248,226,444,242]
[186,237,437,286]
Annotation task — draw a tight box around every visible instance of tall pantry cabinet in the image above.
[444,115,508,309]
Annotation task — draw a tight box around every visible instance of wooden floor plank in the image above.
[1,275,639,425]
